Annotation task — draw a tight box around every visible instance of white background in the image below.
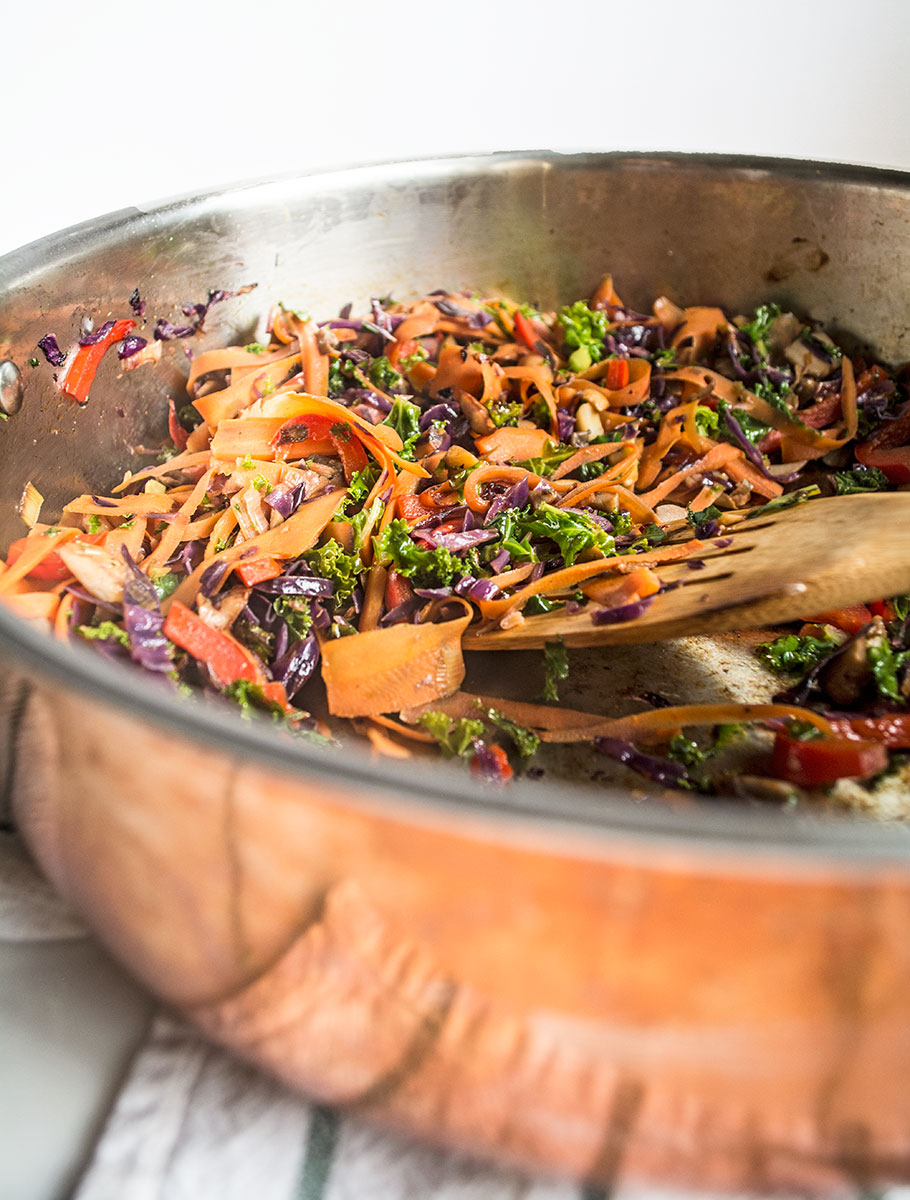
[2,0,909,256]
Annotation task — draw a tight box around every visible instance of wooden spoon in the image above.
[465,493,910,650]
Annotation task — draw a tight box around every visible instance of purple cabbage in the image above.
[419,402,459,431]
[91,495,118,508]
[78,320,118,346]
[255,575,334,598]
[483,477,530,526]
[454,576,501,602]
[272,633,320,699]
[118,335,148,360]
[489,547,510,573]
[413,527,498,552]
[199,559,231,598]
[556,407,575,441]
[590,595,656,625]
[154,319,196,341]
[593,737,688,788]
[381,598,423,625]
[120,547,172,672]
[37,334,66,366]
[264,480,308,520]
[432,299,491,329]
[129,288,146,319]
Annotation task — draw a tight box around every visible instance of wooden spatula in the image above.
[465,493,910,650]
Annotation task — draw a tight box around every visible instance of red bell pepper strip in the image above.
[827,713,910,748]
[513,310,538,353]
[603,357,630,390]
[233,557,284,587]
[163,600,265,688]
[868,599,896,622]
[59,319,136,404]
[6,531,106,582]
[168,397,189,451]
[271,413,370,478]
[801,604,872,635]
[771,732,887,787]
[855,408,910,483]
[383,569,413,612]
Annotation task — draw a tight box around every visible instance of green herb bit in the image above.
[642,523,669,546]
[717,400,771,446]
[756,632,839,676]
[153,572,181,600]
[475,703,540,758]
[120,515,135,530]
[753,379,795,414]
[785,719,826,742]
[694,405,719,438]
[86,514,102,535]
[524,595,563,616]
[223,679,287,719]
[400,345,429,371]
[368,355,404,393]
[349,496,385,552]
[272,596,313,640]
[244,342,268,354]
[742,302,782,348]
[252,474,272,494]
[240,455,256,470]
[867,634,910,704]
[667,734,709,770]
[540,640,569,703]
[487,396,524,428]
[833,465,889,495]
[27,357,39,368]
[337,463,380,520]
[79,621,129,648]
[686,504,723,529]
[417,711,484,758]
[747,485,820,517]
[382,397,422,459]
[557,301,608,364]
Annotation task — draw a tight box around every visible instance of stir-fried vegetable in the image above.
[8,273,910,802]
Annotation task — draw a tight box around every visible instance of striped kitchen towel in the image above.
[73,1012,592,1200]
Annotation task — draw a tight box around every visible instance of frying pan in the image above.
[1,153,909,1195]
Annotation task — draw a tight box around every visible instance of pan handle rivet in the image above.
[0,360,23,415]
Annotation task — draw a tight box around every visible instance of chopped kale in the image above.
[756,632,839,676]
[687,504,723,529]
[475,703,541,757]
[417,711,484,757]
[717,400,771,446]
[539,640,569,703]
[382,397,422,458]
[868,638,910,703]
[494,504,614,566]
[374,519,460,588]
[557,301,608,366]
[742,302,782,347]
[368,355,404,393]
[79,621,129,648]
[833,465,889,495]
[694,405,719,438]
[303,541,361,610]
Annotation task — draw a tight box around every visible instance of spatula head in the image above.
[465,493,910,650]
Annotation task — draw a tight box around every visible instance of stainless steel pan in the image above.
[1,153,909,1195]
